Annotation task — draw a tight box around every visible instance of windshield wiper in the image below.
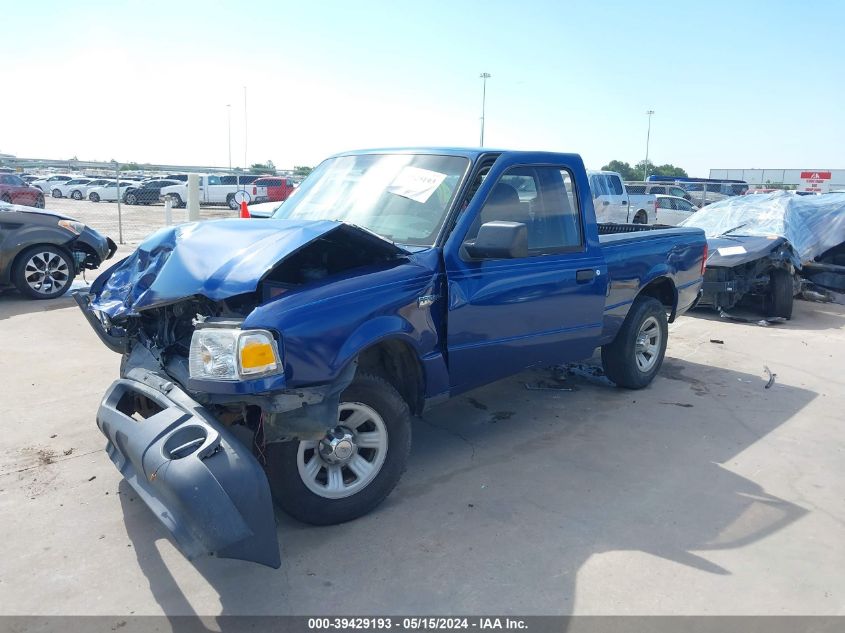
[719,222,749,237]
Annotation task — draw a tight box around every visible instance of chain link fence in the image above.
[11,163,301,245]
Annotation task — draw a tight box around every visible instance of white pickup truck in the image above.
[588,170,657,224]
[159,175,264,210]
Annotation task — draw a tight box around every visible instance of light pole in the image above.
[479,72,491,146]
[644,110,655,180]
[226,104,232,170]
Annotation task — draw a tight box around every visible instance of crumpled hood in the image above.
[88,218,404,318]
[706,235,791,268]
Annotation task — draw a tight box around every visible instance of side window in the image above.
[591,175,608,197]
[468,166,582,255]
[678,199,693,212]
[657,198,671,209]
[0,175,12,184]
[608,175,624,196]
[207,175,221,185]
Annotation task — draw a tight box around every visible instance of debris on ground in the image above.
[764,366,777,389]
[489,411,515,422]
[87,476,96,482]
[719,310,787,326]
[710,339,725,344]
[63,448,73,456]
[660,402,694,408]
[36,449,56,465]
[799,287,834,303]
[466,397,488,411]
[523,380,574,392]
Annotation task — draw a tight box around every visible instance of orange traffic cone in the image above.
[239,199,250,218]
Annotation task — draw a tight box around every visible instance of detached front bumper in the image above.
[97,374,281,568]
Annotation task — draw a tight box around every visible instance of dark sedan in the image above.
[0,201,116,299]
[124,179,180,205]
[0,174,45,208]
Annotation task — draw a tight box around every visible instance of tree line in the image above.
[601,160,688,181]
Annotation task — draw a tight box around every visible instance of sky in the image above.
[3,0,844,176]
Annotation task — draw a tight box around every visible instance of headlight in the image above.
[58,219,85,235]
[189,328,281,381]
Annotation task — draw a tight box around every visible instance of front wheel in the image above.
[12,245,76,299]
[766,268,794,319]
[34,193,45,208]
[71,190,83,200]
[265,372,411,525]
[125,193,138,205]
[601,296,668,389]
[89,192,100,202]
[51,188,62,198]
[227,194,238,210]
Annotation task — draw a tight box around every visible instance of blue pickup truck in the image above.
[75,148,706,568]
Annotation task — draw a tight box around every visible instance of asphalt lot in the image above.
[0,279,843,615]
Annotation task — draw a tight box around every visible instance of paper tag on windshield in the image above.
[717,246,747,256]
[387,166,447,204]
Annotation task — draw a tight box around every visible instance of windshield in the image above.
[272,153,469,246]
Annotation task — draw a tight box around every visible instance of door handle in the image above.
[576,269,596,283]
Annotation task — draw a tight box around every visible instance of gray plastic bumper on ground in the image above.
[96,377,281,568]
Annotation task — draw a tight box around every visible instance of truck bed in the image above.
[597,223,706,344]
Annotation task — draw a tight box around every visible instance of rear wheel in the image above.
[125,193,138,205]
[0,194,11,204]
[266,372,412,525]
[766,268,794,319]
[89,192,100,202]
[601,296,668,389]
[71,190,83,200]
[12,245,76,300]
[633,210,648,224]
[171,194,184,208]
[33,193,45,208]
[227,194,238,210]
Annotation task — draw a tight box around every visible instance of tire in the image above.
[266,372,412,526]
[126,193,138,205]
[51,188,62,198]
[34,193,45,208]
[71,190,83,200]
[227,194,238,210]
[632,210,648,224]
[89,192,100,202]
[766,268,794,319]
[601,296,668,389]
[0,194,11,204]
[12,245,76,300]
[171,194,184,208]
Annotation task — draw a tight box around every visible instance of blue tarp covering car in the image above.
[681,192,845,316]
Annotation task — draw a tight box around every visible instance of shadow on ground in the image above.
[118,356,814,622]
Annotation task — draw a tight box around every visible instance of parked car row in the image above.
[21,172,297,209]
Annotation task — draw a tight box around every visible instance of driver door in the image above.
[443,154,607,394]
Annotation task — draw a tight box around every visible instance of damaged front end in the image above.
[74,218,406,567]
[698,236,796,311]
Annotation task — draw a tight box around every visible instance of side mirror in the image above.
[464,221,528,260]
